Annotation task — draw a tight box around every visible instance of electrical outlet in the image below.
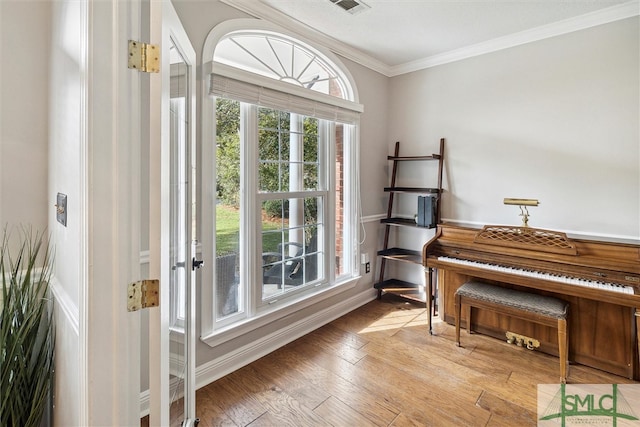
[365,262,370,274]
[361,252,369,264]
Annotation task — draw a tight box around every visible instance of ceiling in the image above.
[221,0,637,76]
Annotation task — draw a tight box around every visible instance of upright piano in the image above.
[423,223,640,379]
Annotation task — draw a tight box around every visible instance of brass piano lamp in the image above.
[504,198,539,227]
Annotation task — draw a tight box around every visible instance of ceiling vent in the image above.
[329,0,370,15]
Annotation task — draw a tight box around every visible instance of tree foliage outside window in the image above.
[216,99,240,207]
[216,98,319,226]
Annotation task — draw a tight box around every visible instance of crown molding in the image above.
[221,0,639,77]
[390,1,639,76]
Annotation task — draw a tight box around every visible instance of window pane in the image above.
[280,131,291,161]
[258,162,279,192]
[335,123,345,276]
[261,197,323,298]
[258,108,322,195]
[216,98,241,318]
[215,208,240,319]
[169,97,187,325]
[214,31,351,100]
[279,163,290,192]
[258,108,279,129]
[303,117,318,134]
[279,111,290,132]
[215,251,237,318]
[303,132,318,163]
[303,196,320,225]
[258,129,279,161]
[304,163,318,190]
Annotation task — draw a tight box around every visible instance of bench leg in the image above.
[558,318,568,383]
[426,267,433,336]
[466,304,472,335]
[455,294,461,347]
[636,308,640,381]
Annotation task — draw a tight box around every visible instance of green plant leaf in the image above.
[0,226,55,427]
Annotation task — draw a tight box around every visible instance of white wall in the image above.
[1,2,87,424]
[388,17,640,242]
[0,1,50,234]
[48,0,144,425]
[48,1,86,424]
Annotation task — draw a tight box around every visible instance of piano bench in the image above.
[454,281,569,383]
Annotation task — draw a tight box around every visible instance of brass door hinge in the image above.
[128,40,160,73]
[127,279,160,311]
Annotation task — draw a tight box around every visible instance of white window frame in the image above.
[253,109,329,307]
[200,19,362,346]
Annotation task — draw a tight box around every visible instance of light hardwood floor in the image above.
[149,295,638,426]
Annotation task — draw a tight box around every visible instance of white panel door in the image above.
[148,1,198,425]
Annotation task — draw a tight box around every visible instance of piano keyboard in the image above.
[437,256,635,295]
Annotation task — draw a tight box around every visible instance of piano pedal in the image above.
[506,332,540,350]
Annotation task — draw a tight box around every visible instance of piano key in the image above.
[437,256,635,294]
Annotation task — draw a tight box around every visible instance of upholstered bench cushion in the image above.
[455,281,568,319]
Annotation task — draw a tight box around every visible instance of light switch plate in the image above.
[56,193,67,226]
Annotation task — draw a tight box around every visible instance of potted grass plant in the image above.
[0,227,55,427]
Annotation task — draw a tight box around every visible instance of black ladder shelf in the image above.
[374,138,445,305]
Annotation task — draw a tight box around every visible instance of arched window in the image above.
[200,19,362,343]
[214,30,352,100]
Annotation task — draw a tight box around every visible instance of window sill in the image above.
[170,326,185,343]
[200,275,360,348]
